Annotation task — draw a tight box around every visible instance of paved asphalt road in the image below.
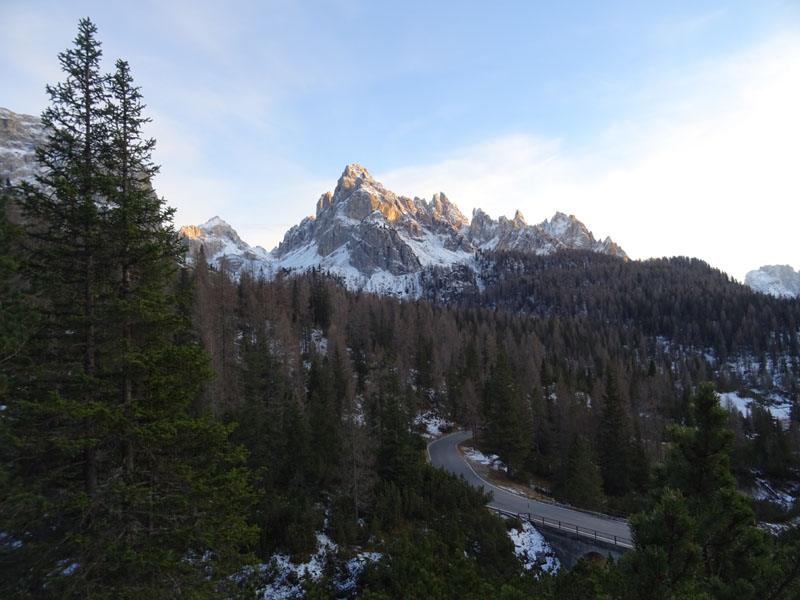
[428,430,632,546]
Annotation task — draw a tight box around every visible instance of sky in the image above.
[2,0,799,281]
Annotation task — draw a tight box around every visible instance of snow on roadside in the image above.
[462,446,504,471]
[505,519,560,574]
[414,410,452,438]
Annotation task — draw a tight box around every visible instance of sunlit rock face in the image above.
[745,265,800,298]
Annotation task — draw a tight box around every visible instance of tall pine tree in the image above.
[597,368,632,497]
[484,349,531,477]
[1,19,256,599]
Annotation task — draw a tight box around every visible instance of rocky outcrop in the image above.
[744,265,800,298]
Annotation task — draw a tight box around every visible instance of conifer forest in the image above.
[2,19,799,599]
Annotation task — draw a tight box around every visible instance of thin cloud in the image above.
[374,32,800,280]
[655,8,727,41]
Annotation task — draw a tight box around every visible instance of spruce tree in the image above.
[623,383,773,598]
[597,368,632,497]
[554,434,606,511]
[484,350,531,476]
[1,19,256,599]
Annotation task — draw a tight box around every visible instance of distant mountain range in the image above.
[179,164,626,295]
[2,105,796,298]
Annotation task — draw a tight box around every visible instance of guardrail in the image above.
[492,508,634,549]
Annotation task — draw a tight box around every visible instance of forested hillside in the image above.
[2,18,799,599]
[195,253,800,512]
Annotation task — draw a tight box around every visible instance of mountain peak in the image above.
[336,164,375,192]
[200,216,229,229]
[429,192,469,228]
[179,216,251,262]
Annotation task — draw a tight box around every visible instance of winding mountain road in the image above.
[428,430,632,546]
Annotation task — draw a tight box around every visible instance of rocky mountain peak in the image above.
[542,211,576,236]
[323,163,410,223]
[428,192,469,228]
[178,216,253,262]
[336,163,374,189]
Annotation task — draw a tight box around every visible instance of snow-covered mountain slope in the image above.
[179,164,627,294]
[745,265,800,298]
[0,107,46,185]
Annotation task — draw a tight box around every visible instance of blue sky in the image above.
[2,0,799,280]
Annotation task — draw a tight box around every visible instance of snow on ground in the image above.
[719,391,793,425]
[255,531,382,599]
[759,517,800,536]
[333,551,383,596]
[505,518,560,574]
[462,446,504,471]
[256,532,336,599]
[397,228,471,268]
[414,410,452,438]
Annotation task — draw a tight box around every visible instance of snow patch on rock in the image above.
[505,518,560,574]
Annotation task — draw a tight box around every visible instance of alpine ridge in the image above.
[178,164,627,296]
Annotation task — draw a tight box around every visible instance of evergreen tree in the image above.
[484,350,531,477]
[1,20,256,598]
[0,189,34,399]
[623,383,773,598]
[375,366,422,488]
[306,355,341,486]
[554,434,606,511]
[597,368,632,496]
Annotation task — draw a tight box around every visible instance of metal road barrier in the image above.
[492,508,635,549]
